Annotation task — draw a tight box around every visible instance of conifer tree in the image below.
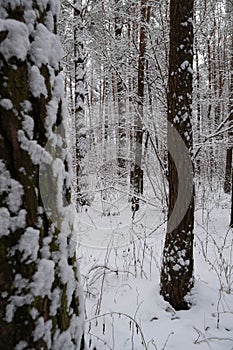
[0,1,84,348]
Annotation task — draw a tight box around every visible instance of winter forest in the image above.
[0,0,233,349]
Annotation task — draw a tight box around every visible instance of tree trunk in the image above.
[115,0,127,177]
[230,169,233,227]
[227,0,233,225]
[224,148,232,194]
[194,34,201,175]
[0,2,84,348]
[74,0,89,207]
[224,0,233,200]
[131,0,149,212]
[160,0,195,311]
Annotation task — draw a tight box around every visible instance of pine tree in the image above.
[0,1,84,348]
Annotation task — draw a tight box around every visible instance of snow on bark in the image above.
[160,0,195,311]
[30,23,62,69]
[17,227,40,263]
[0,1,84,349]
[0,162,25,229]
[29,65,48,98]
[0,98,13,110]
[0,19,30,60]
[31,259,55,297]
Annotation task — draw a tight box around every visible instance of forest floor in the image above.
[75,187,233,350]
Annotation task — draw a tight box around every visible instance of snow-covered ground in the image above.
[75,189,233,350]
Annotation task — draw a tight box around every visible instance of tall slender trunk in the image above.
[227,0,233,225]
[74,0,89,207]
[194,21,201,175]
[160,0,195,311]
[115,0,127,176]
[224,0,233,199]
[131,0,149,212]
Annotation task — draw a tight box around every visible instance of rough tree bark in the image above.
[0,1,84,348]
[160,0,195,311]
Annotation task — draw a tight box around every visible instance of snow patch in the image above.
[6,179,24,214]
[0,98,13,110]
[14,274,29,293]
[46,99,59,138]
[5,295,33,322]
[24,10,37,33]
[10,209,27,232]
[0,162,27,235]
[0,208,10,236]
[20,100,32,113]
[29,65,48,98]
[18,129,52,165]
[22,115,34,139]
[180,60,189,70]
[0,19,30,61]
[173,264,181,271]
[30,307,39,320]
[58,257,75,307]
[30,23,62,69]
[18,227,40,262]
[53,330,75,350]
[50,288,61,316]
[45,11,55,32]
[33,317,52,349]
[36,0,48,11]
[15,341,28,350]
[31,258,55,298]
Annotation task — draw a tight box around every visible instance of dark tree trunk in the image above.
[160,0,195,311]
[131,0,149,212]
[230,150,233,229]
[224,147,232,194]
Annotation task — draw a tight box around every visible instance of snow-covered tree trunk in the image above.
[226,0,233,226]
[130,0,148,212]
[74,0,89,208]
[160,0,195,310]
[224,0,233,198]
[114,0,127,177]
[0,1,84,348]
